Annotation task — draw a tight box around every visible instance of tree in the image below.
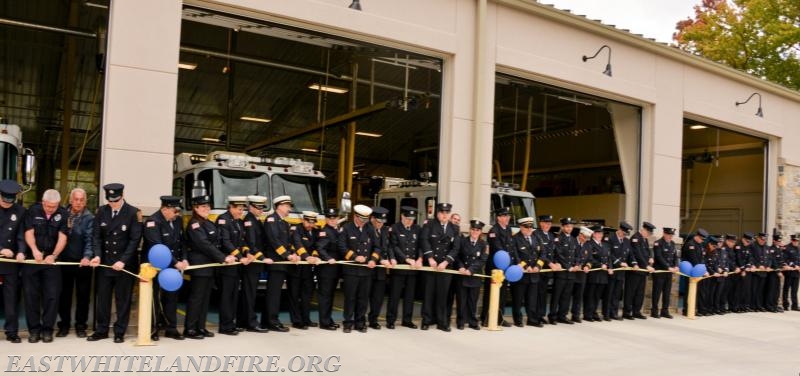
[674,0,800,90]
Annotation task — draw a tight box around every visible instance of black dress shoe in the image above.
[87,332,108,341]
[42,333,54,343]
[164,331,185,340]
[306,322,319,328]
[356,326,367,333]
[662,313,674,319]
[401,322,418,329]
[650,314,660,319]
[556,318,574,325]
[571,318,582,323]
[292,323,308,330]
[421,324,429,331]
[385,323,395,329]
[342,327,352,333]
[437,325,451,332]
[320,324,337,331]
[613,316,623,321]
[151,333,160,341]
[28,333,41,343]
[527,321,543,328]
[7,334,21,343]
[56,328,69,338]
[268,325,290,333]
[500,321,512,328]
[76,330,87,338]
[200,329,215,338]
[633,314,647,319]
[219,329,239,335]
[456,324,464,330]
[368,322,381,330]
[513,322,524,328]
[114,335,124,343]
[548,318,557,325]
[792,307,800,311]
[246,327,269,333]
[603,316,612,321]
[184,331,204,340]
[623,315,635,320]
[468,324,480,330]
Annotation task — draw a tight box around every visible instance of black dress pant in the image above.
[536,274,550,321]
[765,272,779,310]
[651,273,672,314]
[422,272,452,328]
[570,279,585,318]
[604,274,624,318]
[738,274,752,310]
[782,272,799,309]
[511,279,538,323]
[458,285,480,327]
[387,271,416,324]
[288,266,314,326]
[751,274,766,310]
[217,270,240,332]
[94,271,134,336]
[0,267,20,335]
[550,277,573,320]
[584,283,606,319]
[317,265,340,327]
[445,275,459,324]
[184,275,213,333]
[58,264,92,331]
[714,277,727,312]
[23,265,61,335]
[727,273,741,310]
[342,273,371,328]
[237,264,262,329]
[152,278,179,332]
[261,269,287,328]
[623,272,646,316]
[368,269,387,325]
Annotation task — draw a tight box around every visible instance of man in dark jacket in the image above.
[315,208,342,331]
[338,204,380,333]
[584,225,610,322]
[262,195,297,332]
[56,187,93,338]
[386,206,420,329]
[420,202,460,332]
[510,217,541,327]
[623,221,655,320]
[481,207,514,327]
[604,222,631,321]
[456,219,488,330]
[651,227,678,318]
[238,195,270,333]
[0,180,25,343]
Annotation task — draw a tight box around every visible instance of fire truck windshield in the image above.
[201,169,269,209]
[271,174,325,213]
[0,142,18,181]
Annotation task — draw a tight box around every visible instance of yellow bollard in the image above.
[686,277,700,320]
[487,269,505,331]
[136,263,158,346]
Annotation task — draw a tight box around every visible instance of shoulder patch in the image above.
[735,246,741,249]
[244,221,252,227]
[191,222,200,230]
[689,245,694,249]
[218,219,226,225]
[320,231,326,237]
[489,233,496,238]
[267,217,275,222]
[146,221,156,228]
[632,238,638,243]
[654,242,659,246]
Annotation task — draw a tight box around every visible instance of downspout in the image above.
[471,0,487,219]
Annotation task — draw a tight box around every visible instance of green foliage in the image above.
[674,0,800,90]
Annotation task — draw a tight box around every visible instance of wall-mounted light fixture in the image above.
[348,0,362,11]
[582,45,612,77]
[735,92,763,118]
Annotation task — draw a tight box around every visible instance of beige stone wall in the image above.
[777,163,800,236]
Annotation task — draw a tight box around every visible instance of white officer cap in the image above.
[353,204,372,219]
[228,196,248,205]
[273,195,293,206]
[247,195,268,205]
[517,217,534,227]
[302,211,319,221]
[579,226,593,238]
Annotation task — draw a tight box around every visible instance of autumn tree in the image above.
[674,0,800,90]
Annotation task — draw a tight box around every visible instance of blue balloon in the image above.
[148,244,172,269]
[679,261,693,276]
[493,250,511,271]
[505,264,524,283]
[158,268,183,292]
[690,264,707,278]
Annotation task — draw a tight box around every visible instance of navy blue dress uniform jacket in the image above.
[142,210,183,267]
[338,221,381,277]
[586,239,610,284]
[186,216,225,278]
[0,203,26,274]
[652,237,678,271]
[512,232,539,283]
[92,202,142,275]
[265,212,293,272]
[456,236,488,288]
[420,220,460,268]
[23,203,69,256]
[552,231,579,280]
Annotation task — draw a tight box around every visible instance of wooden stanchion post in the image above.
[487,269,505,331]
[136,264,157,346]
[686,277,700,320]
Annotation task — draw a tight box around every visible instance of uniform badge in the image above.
[654,242,659,246]
[191,222,200,229]
[54,214,61,222]
[244,221,251,227]
[121,225,127,232]
[146,221,155,228]
[101,222,107,227]
[476,251,480,257]
[320,232,326,237]
[267,217,275,222]
[632,238,638,243]
[489,233,496,238]
[689,246,694,249]
[10,214,16,222]
[218,219,226,225]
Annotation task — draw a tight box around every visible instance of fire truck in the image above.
[172,151,327,225]
[0,122,36,189]
[374,177,536,230]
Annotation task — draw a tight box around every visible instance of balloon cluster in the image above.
[148,245,183,292]
[679,260,707,277]
[492,250,524,283]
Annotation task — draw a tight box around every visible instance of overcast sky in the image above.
[542,0,702,44]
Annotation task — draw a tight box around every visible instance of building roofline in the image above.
[497,0,800,102]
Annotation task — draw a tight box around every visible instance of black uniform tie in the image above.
[112,210,118,218]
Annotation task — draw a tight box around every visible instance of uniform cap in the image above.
[642,222,655,232]
[724,234,737,241]
[160,195,183,209]
[791,234,799,241]
[247,195,268,208]
[579,226,593,238]
[436,202,452,213]
[538,214,553,222]
[192,195,210,206]
[302,211,319,221]
[518,217,534,227]
[696,228,710,238]
[354,204,372,219]
[742,232,755,240]
[590,225,604,233]
[400,206,417,218]
[757,232,768,238]
[560,217,575,225]
[273,195,292,206]
[0,180,21,203]
[619,221,633,232]
[324,208,339,218]
[663,227,676,235]
[103,183,124,202]
[371,206,389,222]
[707,235,720,244]
[469,218,485,230]
[495,207,510,216]
[228,196,248,205]
[773,233,783,242]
